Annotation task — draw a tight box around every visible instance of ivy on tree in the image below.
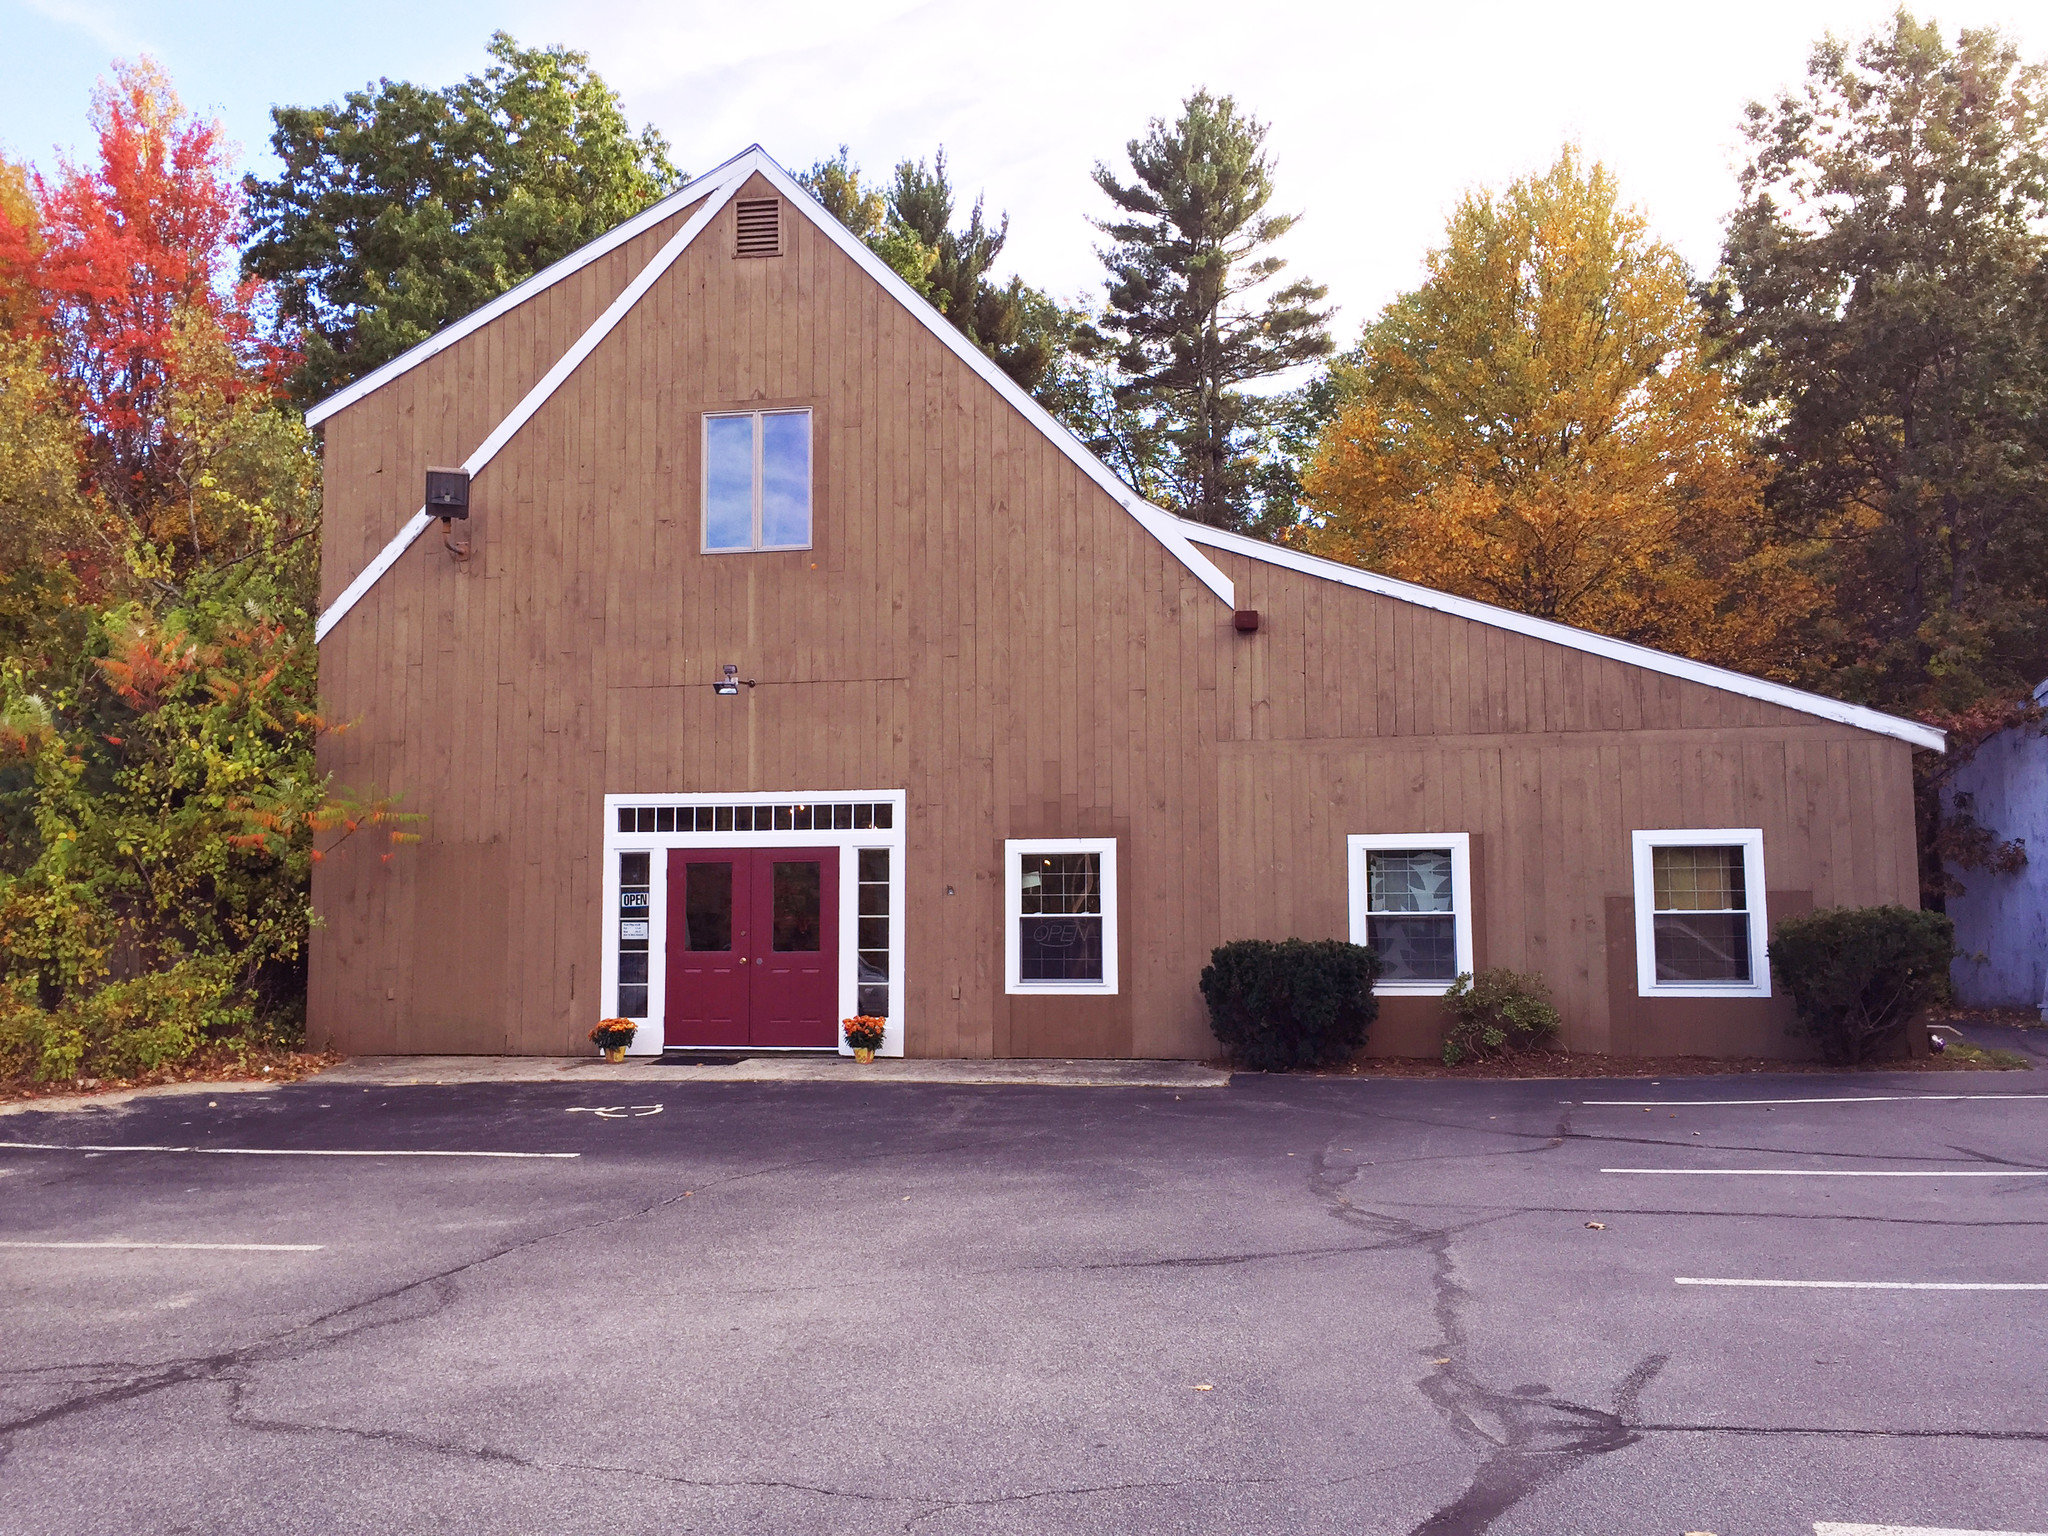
[243,33,680,404]
[1091,90,1332,529]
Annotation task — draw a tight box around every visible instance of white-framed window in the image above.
[703,408,811,552]
[1631,829,1771,998]
[1004,838,1118,995]
[1346,833,1473,995]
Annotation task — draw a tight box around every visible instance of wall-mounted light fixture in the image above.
[427,467,471,561]
[713,664,756,696]
[425,467,470,519]
[1233,609,1261,633]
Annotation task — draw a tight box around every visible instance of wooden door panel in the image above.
[749,847,838,1047]
[664,851,751,1046]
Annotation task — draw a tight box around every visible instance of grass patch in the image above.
[1935,1040,2032,1071]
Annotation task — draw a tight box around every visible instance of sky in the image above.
[5,0,2043,342]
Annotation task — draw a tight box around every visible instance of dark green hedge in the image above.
[1769,905,1954,1065]
[1199,939,1380,1072]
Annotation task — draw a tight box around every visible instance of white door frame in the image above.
[600,791,908,1055]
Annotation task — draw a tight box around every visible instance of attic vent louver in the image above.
[735,198,782,258]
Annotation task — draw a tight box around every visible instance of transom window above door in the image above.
[703,408,811,552]
[1347,833,1474,995]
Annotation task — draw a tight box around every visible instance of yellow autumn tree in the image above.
[1299,148,1812,675]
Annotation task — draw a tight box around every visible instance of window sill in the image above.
[1638,982,1773,1000]
[1006,981,1117,997]
[1372,981,1458,997]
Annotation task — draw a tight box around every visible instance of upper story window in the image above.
[1347,833,1473,995]
[704,409,811,552]
[1630,829,1771,998]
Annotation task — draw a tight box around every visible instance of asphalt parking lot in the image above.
[1,1072,2043,1536]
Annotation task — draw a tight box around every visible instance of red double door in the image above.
[665,848,839,1047]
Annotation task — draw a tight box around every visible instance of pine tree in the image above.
[1091,90,1332,528]
[798,146,1066,394]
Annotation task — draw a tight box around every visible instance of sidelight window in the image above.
[1004,838,1119,994]
[1347,833,1473,995]
[703,409,811,552]
[1630,829,1770,997]
[857,849,890,1017]
[617,851,651,1017]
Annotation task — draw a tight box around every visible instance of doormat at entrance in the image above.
[656,1051,752,1066]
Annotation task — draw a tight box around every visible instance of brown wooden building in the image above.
[306,147,1943,1062]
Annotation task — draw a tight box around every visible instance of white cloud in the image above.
[528,0,2041,339]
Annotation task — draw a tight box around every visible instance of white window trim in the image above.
[601,791,906,1055]
[1003,837,1119,996]
[1346,833,1474,996]
[701,408,813,553]
[1631,828,1772,999]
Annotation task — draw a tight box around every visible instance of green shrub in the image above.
[0,955,255,1083]
[1769,905,1955,1065]
[1440,968,1561,1064]
[1200,939,1380,1071]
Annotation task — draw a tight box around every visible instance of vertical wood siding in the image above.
[311,174,1926,1059]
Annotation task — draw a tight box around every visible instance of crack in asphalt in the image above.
[228,1383,1431,1536]
[1634,1421,2048,1443]
[1368,1201,2048,1229]
[1328,1102,2048,1169]
[1301,1110,1672,1536]
[0,1158,756,1453]
[898,1460,1429,1532]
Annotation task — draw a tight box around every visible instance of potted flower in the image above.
[843,1016,886,1064]
[590,1018,637,1062]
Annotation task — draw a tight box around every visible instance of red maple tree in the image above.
[0,59,290,524]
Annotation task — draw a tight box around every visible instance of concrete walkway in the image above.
[310,1054,1232,1090]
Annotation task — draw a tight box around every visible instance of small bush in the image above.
[1200,939,1380,1072]
[1769,906,1955,1065]
[1440,968,1561,1065]
[0,956,253,1083]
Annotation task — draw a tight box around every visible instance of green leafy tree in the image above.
[243,33,681,404]
[1092,90,1333,527]
[1702,11,2048,898]
[795,146,938,301]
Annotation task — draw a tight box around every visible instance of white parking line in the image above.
[1586,1095,2048,1107]
[0,1241,323,1252]
[1604,1167,2048,1177]
[1679,1278,2048,1291]
[0,1141,578,1160]
[1818,1524,2048,1535]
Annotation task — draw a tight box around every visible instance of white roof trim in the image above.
[750,153,1234,608]
[302,149,757,428]
[1178,520,1946,752]
[314,174,750,643]
[310,145,1234,636]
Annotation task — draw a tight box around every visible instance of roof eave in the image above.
[1177,521,1947,753]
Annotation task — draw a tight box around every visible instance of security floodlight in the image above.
[425,467,470,519]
